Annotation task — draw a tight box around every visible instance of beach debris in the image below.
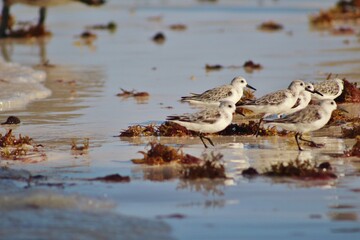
[118,122,193,137]
[310,0,360,27]
[344,137,360,157]
[336,78,360,103]
[119,120,290,137]
[263,159,337,180]
[116,88,149,98]
[241,167,259,177]
[258,21,283,31]
[152,32,166,44]
[157,121,194,137]
[342,123,360,138]
[74,31,97,47]
[219,121,289,136]
[0,129,32,148]
[119,124,157,137]
[243,60,263,73]
[331,26,356,35]
[147,15,163,22]
[180,152,226,179]
[117,88,150,104]
[156,213,186,219]
[205,64,223,71]
[169,24,187,31]
[1,116,20,125]
[0,129,45,162]
[198,0,219,3]
[132,142,201,165]
[87,21,117,32]
[80,31,97,40]
[37,59,56,68]
[71,138,89,155]
[236,89,257,107]
[87,174,130,183]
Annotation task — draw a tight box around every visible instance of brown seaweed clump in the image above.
[71,138,89,155]
[258,21,283,31]
[169,24,187,31]
[310,0,360,27]
[119,122,194,137]
[0,130,45,162]
[180,152,226,179]
[344,137,360,157]
[243,60,263,73]
[157,121,194,137]
[205,64,223,72]
[119,124,157,137]
[116,88,150,98]
[336,78,360,103]
[152,32,166,44]
[263,159,337,180]
[331,26,356,35]
[219,122,289,136]
[341,123,360,138]
[132,142,201,165]
[87,21,117,32]
[88,174,130,183]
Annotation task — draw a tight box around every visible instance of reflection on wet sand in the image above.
[132,164,181,181]
[0,37,50,64]
[177,179,227,196]
[4,64,106,125]
[0,37,105,123]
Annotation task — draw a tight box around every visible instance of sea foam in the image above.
[0,59,51,111]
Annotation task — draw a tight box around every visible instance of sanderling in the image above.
[264,99,345,151]
[181,76,256,106]
[238,80,308,135]
[312,78,344,100]
[0,0,105,38]
[280,83,323,116]
[167,101,236,148]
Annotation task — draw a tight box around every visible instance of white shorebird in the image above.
[264,100,345,151]
[312,78,344,100]
[0,0,105,38]
[280,83,323,116]
[238,80,308,135]
[181,76,256,106]
[167,100,236,148]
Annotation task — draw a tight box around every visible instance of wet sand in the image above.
[0,0,360,239]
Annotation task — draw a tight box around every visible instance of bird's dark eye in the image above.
[331,102,334,105]
[241,80,244,83]
[300,83,304,86]
[228,105,232,108]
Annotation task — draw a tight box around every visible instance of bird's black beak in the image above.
[312,90,323,96]
[246,84,256,91]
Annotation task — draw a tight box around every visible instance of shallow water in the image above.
[0,0,360,239]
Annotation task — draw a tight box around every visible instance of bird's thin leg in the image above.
[199,134,208,148]
[299,135,324,148]
[255,117,263,137]
[0,4,10,38]
[295,132,303,151]
[202,135,215,147]
[38,7,47,28]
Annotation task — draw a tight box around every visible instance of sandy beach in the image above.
[0,0,359,239]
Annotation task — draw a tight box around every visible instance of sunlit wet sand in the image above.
[0,0,359,239]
